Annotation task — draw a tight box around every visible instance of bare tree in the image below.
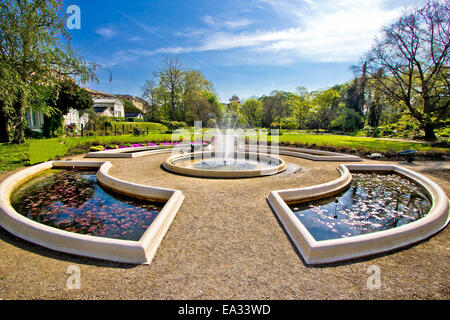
[362,0,449,140]
[154,57,184,121]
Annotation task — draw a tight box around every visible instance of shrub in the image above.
[132,127,144,136]
[89,145,104,152]
[160,120,188,131]
[24,127,43,139]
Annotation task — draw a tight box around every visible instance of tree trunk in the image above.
[12,89,26,144]
[424,122,436,141]
[0,105,10,143]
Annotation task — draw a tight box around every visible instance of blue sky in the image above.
[65,0,427,102]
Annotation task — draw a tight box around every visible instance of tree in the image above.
[362,0,449,140]
[366,69,385,128]
[332,108,364,132]
[122,99,141,115]
[40,79,93,138]
[142,79,161,122]
[145,58,219,124]
[155,57,184,121]
[343,65,366,116]
[181,69,216,124]
[290,87,313,129]
[240,98,263,128]
[260,91,290,128]
[0,0,96,143]
[309,88,340,133]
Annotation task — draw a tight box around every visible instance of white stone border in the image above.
[163,151,287,178]
[84,145,180,158]
[0,161,184,264]
[268,164,449,265]
[246,145,362,162]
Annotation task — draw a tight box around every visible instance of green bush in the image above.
[111,121,168,133]
[132,127,144,136]
[89,145,104,152]
[24,127,43,139]
[127,117,145,122]
[160,120,188,131]
[282,122,299,130]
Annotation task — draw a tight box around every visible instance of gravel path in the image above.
[0,154,448,300]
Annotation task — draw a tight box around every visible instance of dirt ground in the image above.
[0,153,448,300]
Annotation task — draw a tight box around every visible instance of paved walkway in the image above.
[0,154,448,299]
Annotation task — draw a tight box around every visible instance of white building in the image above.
[63,108,89,128]
[93,98,125,118]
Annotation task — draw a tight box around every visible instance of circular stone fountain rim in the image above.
[163,151,287,178]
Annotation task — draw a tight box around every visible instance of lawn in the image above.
[275,133,441,152]
[0,132,448,174]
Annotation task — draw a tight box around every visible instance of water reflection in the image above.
[290,173,431,241]
[12,170,164,241]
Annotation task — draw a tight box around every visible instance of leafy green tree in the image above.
[290,87,313,129]
[143,58,220,125]
[309,88,340,133]
[122,99,141,115]
[41,79,93,138]
[260,91,290,128]
[0,0,96,143]
[332,108,364,132]
[240,98,263,128]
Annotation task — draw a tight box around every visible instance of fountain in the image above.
[163,128,287,178]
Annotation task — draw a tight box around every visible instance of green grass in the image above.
[0,132,448,174]
[0,142,30,173]
[274,134,441,152]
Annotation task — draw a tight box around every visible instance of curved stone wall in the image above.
[0,161,184,264]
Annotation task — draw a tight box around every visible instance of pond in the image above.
[11,170,164,241]
[289,173,432,241]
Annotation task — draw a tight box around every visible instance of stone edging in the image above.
[245,145,362,162]
[0,161,184,264]
[163,151,287,178]
[267,164,449,265]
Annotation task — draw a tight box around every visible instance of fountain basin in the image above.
[268,164,449,264]
[0,161,185,264]
[163,151,287,178]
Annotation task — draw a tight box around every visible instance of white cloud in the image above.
[201,14,254,30]
[95,27,115,39]
[107,0,427,66]
[202,15,215,26]
[128,36,142,42]
[223,18,255,29]
[183,0,425,63]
